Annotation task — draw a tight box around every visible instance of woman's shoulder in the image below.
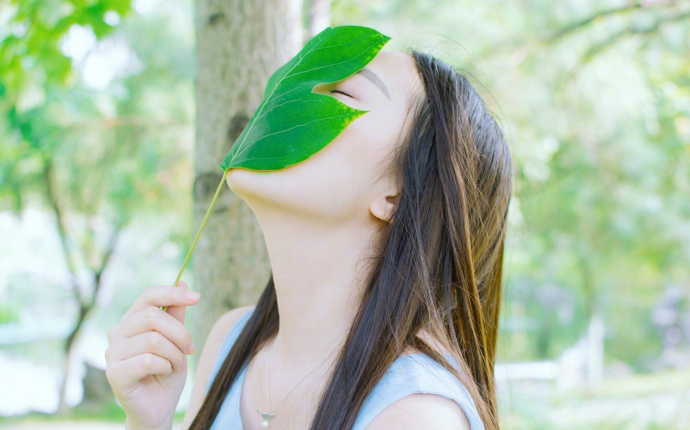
[180,304,256,429]
[354,352,484,430]
[198,303,256,371]
[203,304,256,359]
[214,305,256,337]
[201,304,256,385]
[364,391,471,430]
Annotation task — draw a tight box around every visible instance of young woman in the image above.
[106,47,512,430]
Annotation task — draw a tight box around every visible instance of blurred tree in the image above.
[0,0,134,413]
[0,0,194,413]
[474,1,690,387]
[306,0,332,41]
[0,0,132,108]
[191,0,305,341]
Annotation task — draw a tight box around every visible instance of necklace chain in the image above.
[255,335,336,428]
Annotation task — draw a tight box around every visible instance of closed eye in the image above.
[329,89,352,98]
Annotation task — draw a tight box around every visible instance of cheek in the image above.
[290,123,374,221]
[226,127,370,223]
[342,109,401,184]
[226,109,401,223]
[328,110,402,210]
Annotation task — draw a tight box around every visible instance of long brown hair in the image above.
[191,48,512,430]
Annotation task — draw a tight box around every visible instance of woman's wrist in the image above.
[125,415,174,430]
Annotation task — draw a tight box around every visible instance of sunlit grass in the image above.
[0,401,187,427]
[500,368,690,430]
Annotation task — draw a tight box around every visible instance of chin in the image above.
[226,167,290,207]
[226,167,257,194]
[228,167,337,224]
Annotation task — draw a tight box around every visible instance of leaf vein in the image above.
[234,113,361,160]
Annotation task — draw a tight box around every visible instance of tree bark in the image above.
[306,0,331,42]
[57,304,89,413]
[193,0,304,343]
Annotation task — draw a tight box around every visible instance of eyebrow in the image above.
[356,67,390,100]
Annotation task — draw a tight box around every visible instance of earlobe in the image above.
[370,194,399,224]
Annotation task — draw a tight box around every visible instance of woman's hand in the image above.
[105,281,201,430]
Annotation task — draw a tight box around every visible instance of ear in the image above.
[370,192,400,224]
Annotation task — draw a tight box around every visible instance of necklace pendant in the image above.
[257,409,275,429]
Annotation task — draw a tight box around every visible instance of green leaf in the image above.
[219,25,391,172]
[165,26,393,295]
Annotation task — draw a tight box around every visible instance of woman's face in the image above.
[227,49,424,225]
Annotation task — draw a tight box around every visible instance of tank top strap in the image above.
[204,307,256,395]
[203,308,485,430]
[351,353,485,430]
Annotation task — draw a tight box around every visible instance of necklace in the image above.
[255,336,335,428]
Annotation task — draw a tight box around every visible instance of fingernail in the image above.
[188,342,196,354]
[184,291,200,301]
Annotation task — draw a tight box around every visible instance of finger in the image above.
[165,281,189,326]
[110,353,173,387]
[106,331,188,372]
[122,283,200,321]
[120,305,194,354]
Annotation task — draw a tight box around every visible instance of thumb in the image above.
[166,280,190,324]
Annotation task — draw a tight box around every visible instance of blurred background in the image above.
[1,0,688,428]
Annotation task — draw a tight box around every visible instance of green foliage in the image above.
[0,0,194,342]
[0,0,133,102]
[0,301,20,324]
[221,25,389,171]
[0,0,193,218]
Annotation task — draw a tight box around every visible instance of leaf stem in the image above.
[161,169,230,312]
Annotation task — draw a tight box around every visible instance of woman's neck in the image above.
[251,203,380,374]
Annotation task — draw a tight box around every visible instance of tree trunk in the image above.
[306,0,331,41]
[193,0,304,342]
[45,159,123,414]
[586,312,605,390]
[578,251,604,391]
[57,304,90,414]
